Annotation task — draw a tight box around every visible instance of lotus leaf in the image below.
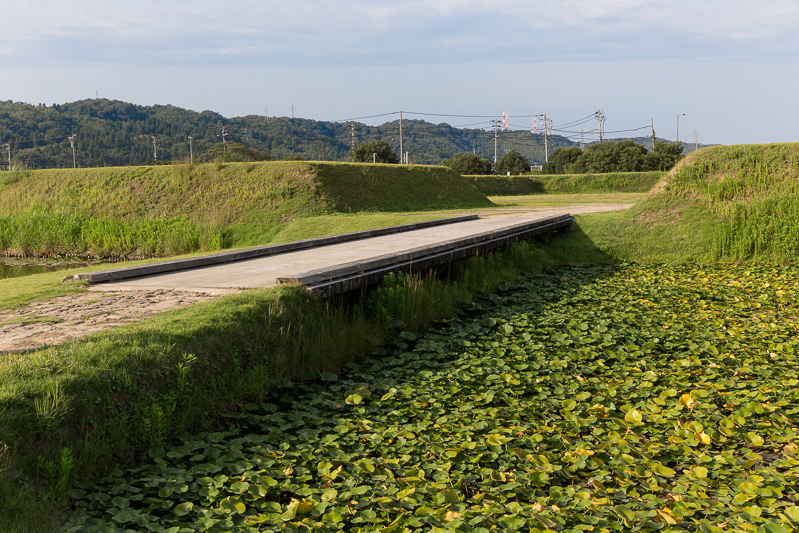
[62,264,799,532]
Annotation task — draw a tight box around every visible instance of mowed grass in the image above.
[489,192,646,208]
[248,212,449,245]
[465,171,664,196]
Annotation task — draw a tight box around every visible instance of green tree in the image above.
[542,146,582,174]
[645,141,684,171]
[572,140,648,173]
[351,140,398,163]
[441,153,493,175]
[495,150,530,175]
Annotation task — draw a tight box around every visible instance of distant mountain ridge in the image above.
[0,99,704,170]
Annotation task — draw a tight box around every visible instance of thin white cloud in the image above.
[1,0,797,68]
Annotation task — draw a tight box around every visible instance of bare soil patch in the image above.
[0,289,218,353]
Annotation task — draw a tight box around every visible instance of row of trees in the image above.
[353,138,685,176]
[542,140,684,174]
[351,142,534,176]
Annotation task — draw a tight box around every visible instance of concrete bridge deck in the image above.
[83,213,572,296]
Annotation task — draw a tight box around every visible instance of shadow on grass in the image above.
[0,220,615,532]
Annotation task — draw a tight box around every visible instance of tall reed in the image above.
[0,209,227,258]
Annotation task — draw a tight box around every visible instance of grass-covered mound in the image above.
[0,162,492,257]
[580,143,799,263]
[465,171,663,196]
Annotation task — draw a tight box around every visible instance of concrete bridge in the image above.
[78,213,573,297]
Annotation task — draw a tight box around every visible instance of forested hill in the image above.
[0,99,575,169]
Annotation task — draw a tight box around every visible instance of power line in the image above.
[406,111,502,119]
[602,125,652,134]
[334,112,400,122]
[555,113,600,129]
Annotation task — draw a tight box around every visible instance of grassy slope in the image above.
[578,143,799,263]
[0,162,493,255]
[464,171,664,196]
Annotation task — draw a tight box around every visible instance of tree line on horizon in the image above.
[0,98,688,172]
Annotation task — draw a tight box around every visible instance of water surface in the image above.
[0,257,102,280]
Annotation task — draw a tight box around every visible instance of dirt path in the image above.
[0,290,218,353]
[0,206,632,353]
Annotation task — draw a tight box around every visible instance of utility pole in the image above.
[220,127,228,153]
[694,130,698,151]
[399,111,404,164]
[651,118,656,150]
[491,119,500,168]
[291,105,294,119]
[580,129,584,151]
[596,110,604,143]
[350,124,356,149]
[188,136,194,164]
[68,134,76,168]
[264,105,269,124]
[542,114,549,163]
[152,136,157,162]
[676,113,685,143]
[4,143,9,171]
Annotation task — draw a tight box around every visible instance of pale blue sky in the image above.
[1,0,798,145]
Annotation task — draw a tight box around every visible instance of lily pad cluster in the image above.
[62,264,799,532]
